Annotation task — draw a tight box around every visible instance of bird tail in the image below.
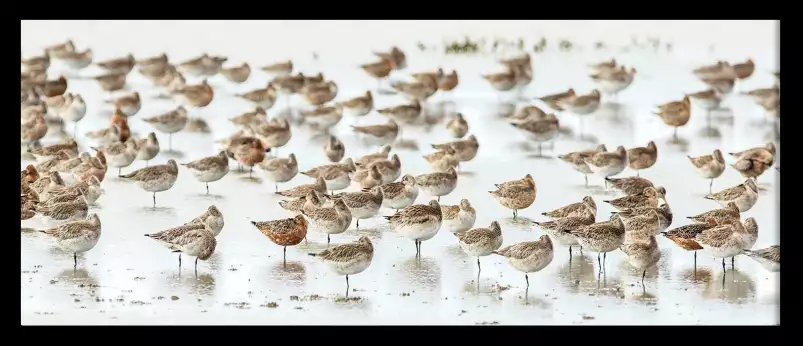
[604,176,615,182]
[556,155,565,159]
[602,200,612,204]
[250,221,258,226]
[659,232,668,236]
[532,221,542,226]
[703,195,713,200]
[119,171,136,179]
[383,215,392,221]
[308,253,318,257]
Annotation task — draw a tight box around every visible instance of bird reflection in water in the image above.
[399,257,441,290]
[681,267,713,284]
[348,227,383,241]
[555,253,596,293]
[703,268,756,303]
[269,260,306,285]
[501,216,535,230]
[168,272,216,296]
[58,268,98,291]
[495,102,517,118]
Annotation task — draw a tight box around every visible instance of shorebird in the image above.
[533,214,595,255]
[705,179,759,212]
[510,116,560,157]
[446,113,469,138]
[661,219,718,269]
[92,138,138,177]
[277,176,327,198]
[730,142,776,163]
[301,197,352,243]
[35,198,89,224]
[377,101,422,125]
[627,141,658,176]
[741,245,779,272]
[220,62,251,83]
[301,80,338,106]
[732,58,755,79]
[278,190,327,216]
[236,83,278,109]
[360,58,393,91]
[119,159,179,207]
[55,94,87,135]
[324,136,345,163]
[378,175,419,212]
[96,53,136,75]
[251,215,308,265]
[351,120,399,148]
[28,139,79,163]
[494,235,554,291]
[588,59,617,75]
[604,186,664,211]
[441,199,476,233]
[416,167,458,202]
[352,165,383,190]
[233,140,269,177]
[21,114,48,149]
[43,75,68,97]
[688,149,726,193]
[604,176,654,196]
[330,186,383,229]
[731,157,773,182]
[385,200,443,257]
[364,154,401,184]
[303,161,355,193]
[145,223,216,273]
[557,144,607,187]
[252,117,292,156]
[558,89,601,139]
[423,146,459,173]
[686,89,722,127]
[654,96,691,141]
[259,154,299,193]
[702,76,736,95]
[261,60,293,76]
[309,236,374,297]
[142,106,188,151]
[542,196,597,220]
[536,88,576,112]
[172,79,214,111]
[620,235,661,286]
[696,218,757,271]
[134,132,160,166]
[585,146,628,189]
[93,71,126,93]
[39,214,101,268]
[591,66,636,98]
[431,135,479,167]
[355,145,392,168]
[107,91,141,117]
[229,107,267,127]
[182,151,230,194]
[374,46,407,70]
[339,90,374,119]
[565,215,625,270]
[688,202,740,224]
[490,173,537,218]
[693,61,733,80]
[456,221,503,272]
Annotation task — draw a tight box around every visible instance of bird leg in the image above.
[356,219,360,229]
[437,196,441,202]
[345,275,350,298]
[118,168,122,177]
[584,175,588,188]
[477,257,481,272]
[168,133,173,152]
[597,253,602,270]
[195,257,199,276]
[275,183,278,193]
[731,256,735,269]
[641,269,646,284]
[152,192,156,208]
[283,246,287,267]
[249,166,253,178]
[636,170,640,177]
[721,258,726,272]
[709,179,713,194]
[206,183,210,194]
[525,273,530,287]
[73,253,77,268]
[673,127,679,141]
[178,253,182,268]
[327,234,331,244]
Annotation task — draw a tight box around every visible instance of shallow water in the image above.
[21,35,779,325]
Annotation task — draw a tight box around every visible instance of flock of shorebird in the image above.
[21,39,780,296]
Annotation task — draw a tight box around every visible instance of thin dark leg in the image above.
[603,252,607,267]
[73,253,77,268]
[694,251,698,278]
[604,180,608,190]
[579,246,583,255]
[206,183,209,194]
[178,254,182,268]
[709,179,713,194]
[327,234,331,244]
[525,273,530,287]
[731,256,735,268]
[168,133,173,151]
[118,168,121,177]
[356,219,360,229]
[636,170,640,177]
[283,247,287,267]
[584,175,588,188]
[597,253,602,270]
[437,196,440,202]
[249,166,253,178]
[569,246,573,257]
[673,127,678,141]
[721,258,726,272]
[275,183,278,193]
[477,257,481,272]
[152,192,156,208]
[195,257,199,276]
[345,275,350,297]
[641,269,646,284]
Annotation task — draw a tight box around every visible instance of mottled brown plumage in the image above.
[604,187,663,211]
[542,196,597,219]
[251,215,309,247]
[604,176,655,196]
[276,177,327,198]
[688,202,740,224]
